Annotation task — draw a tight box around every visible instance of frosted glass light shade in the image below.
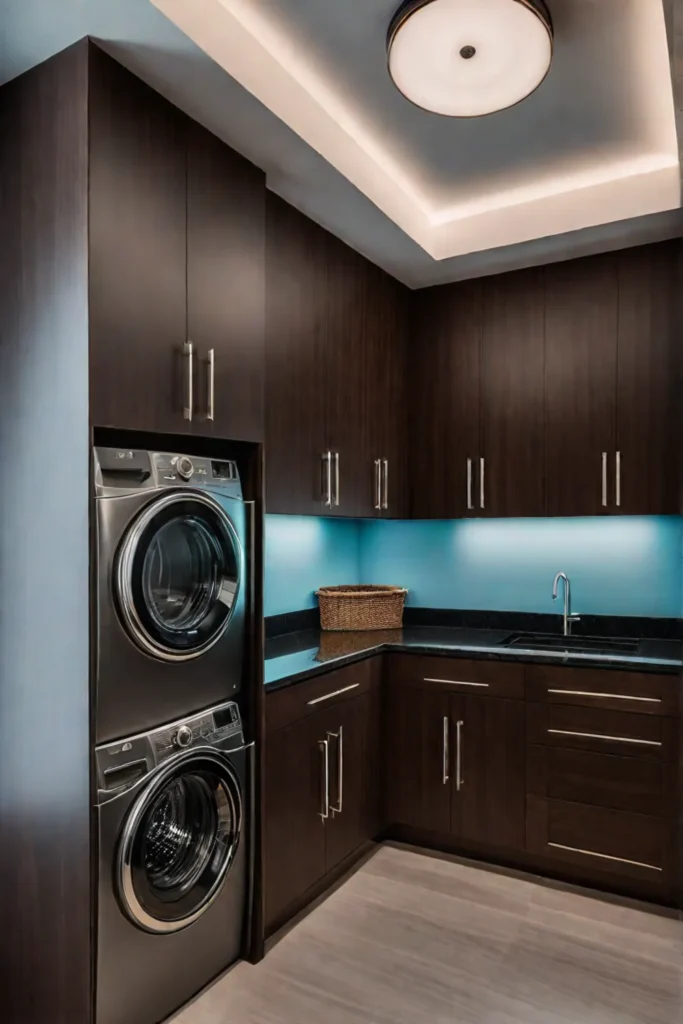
[387,0,553,117]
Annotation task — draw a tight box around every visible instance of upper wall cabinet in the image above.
[411,267,545,519]
[544,253,618,516]
[88,46,265,440]
[265,194,409,518]
[412,242,679,520]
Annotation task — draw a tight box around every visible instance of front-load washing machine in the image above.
[95,700,251,1024]
[94,446,253,743]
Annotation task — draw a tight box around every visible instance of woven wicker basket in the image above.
[316,585,407,632]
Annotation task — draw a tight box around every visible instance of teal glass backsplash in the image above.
[265,515,683,619]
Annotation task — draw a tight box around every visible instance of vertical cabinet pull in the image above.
[466,458,474,511]
[615,451,621,507]
[374,459,382,510]
[601,452,607,507]
[382,459,389,510]
[328,726,343,814]
[442,717,449,784]
[479,458,485,510]
[182,341,194,421]
[322,452,333,507]
[456,720,463,791]
[206,348,215,422]
[319,738,330,820]
[334,452,340,507]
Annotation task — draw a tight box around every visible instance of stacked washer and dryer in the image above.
[93,447,254,1024]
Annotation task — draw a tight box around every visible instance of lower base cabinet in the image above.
[386,681,526,848]
[264,660,380,933]
[265,652,680,939]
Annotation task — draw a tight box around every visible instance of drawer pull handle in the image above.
[442,717,449,785]
[548,843,662,873]
[548,689,661,704]
[547,729,662,747]
[307,682,360,706]
[424,678,489,688]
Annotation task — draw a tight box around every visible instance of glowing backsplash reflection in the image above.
[265,515,683,619]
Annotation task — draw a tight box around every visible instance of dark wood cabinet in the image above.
[451,695,526,850]
[614,242,679,515]
[385,661,526,849]
[265,198,409,517]
[186,119,265,441]
[480,268,545,517]
[264,713,328,929]
[544,253,618,516]
[88,46,266,439]
[88,46,188,434]
[264,661,380,933]
[385,682,452,832]
[411,280,482,519]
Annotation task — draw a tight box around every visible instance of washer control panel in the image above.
[95,701,245,798]
[94,447,241,497]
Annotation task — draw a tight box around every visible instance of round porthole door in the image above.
[115,491,242,661]
[117,750,242,934]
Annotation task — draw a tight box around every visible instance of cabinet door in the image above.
[264,714,327,931]
[385,684,451,833]
[324,235,371,517]
[544,254,618,516]
[411,281,481,518]
[451,695,526,851]
[480,267,545,517]
[324,692,375,870]
[265,194,327,514]
[187,120,265,441]
[615,242,678,515]
[363,266,410,519]
[88,47,188,433]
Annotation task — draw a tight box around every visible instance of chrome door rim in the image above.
[117,748,243,934]
[115,490,243,662]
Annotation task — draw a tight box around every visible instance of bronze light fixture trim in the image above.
[387,0,554,117]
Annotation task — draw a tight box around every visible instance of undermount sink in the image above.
[502,633,640,655]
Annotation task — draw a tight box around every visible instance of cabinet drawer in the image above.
[527,702,677,760]
[526,664,678,716]
[389,654,525,699]
[527,745,676,817]
[527,795,674,883]
[266,658,377,733]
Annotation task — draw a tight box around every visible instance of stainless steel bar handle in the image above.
[456,720,463,791]
[601,452,607,507]
[479,458,485,510]
[615,451,621,507]
[319,739,330,820]
[323,452,333,507]
[206,348,215,422]
[374,459,382,510]
[334,452,340,507]
[382,459,389,510]
[183,341,194,421]
[466,459,474,510]
[442,716,449,785]
[328,726,343,814]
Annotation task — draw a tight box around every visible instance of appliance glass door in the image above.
[116,492,242,660]
[118,751,242,933]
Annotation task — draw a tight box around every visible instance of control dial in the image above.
[174,725,193,748]
[175,456,194,481]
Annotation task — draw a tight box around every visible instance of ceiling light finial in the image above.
[387,0,553,117]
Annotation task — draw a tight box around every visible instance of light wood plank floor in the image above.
[173,845,683,1024]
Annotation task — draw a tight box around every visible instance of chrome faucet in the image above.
[552,571,581,636]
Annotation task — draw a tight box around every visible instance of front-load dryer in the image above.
[95,700,251,1024]
[94,446,252,743]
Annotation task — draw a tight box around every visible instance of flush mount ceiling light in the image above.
[387,0,553,117]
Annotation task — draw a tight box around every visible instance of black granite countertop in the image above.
[265,625,683,690]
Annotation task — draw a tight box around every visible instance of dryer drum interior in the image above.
[117,751,243,933]
[115,491,243,661]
